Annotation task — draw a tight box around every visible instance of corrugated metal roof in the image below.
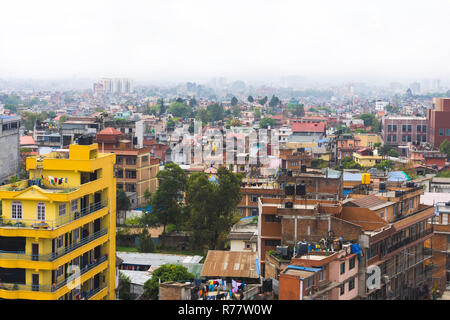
[201,250,259,279]
[116,252,203,267]
[346,194,387,210]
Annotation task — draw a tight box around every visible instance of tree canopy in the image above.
[148,163,187,233]
[185,167,243,250]
[169,102,191,118]
[259,117,276,129]
[439,139,450,159]
[143,264,194,300]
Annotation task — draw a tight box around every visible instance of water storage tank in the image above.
[285,201,293,208]
[362,173,371,185]
[296,183,306,196]
[296,242,308,256]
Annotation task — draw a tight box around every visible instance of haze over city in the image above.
[1,0,450,86]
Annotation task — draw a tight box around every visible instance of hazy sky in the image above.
[1,0,450,83]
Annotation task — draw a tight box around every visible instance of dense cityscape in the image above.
[1,0,450,306]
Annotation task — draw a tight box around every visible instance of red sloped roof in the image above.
[292,122,325,133]
[98,127,123,136]
[20,136,36,145]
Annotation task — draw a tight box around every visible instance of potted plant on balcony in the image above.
[12,284,18,291]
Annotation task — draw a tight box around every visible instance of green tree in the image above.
[186,167,242,250]
[119,272,132,300]
[439,139,450,159]
[231,105,241,117]
[189,97,197,107]
[117,189,131,212]
[269,95,281,108]
[259,117,276,129]
[150,163,187,233]
[247,95,254,103]
[375,160,394,170]
[231,96,238,106]
[158,98,166,115]
[166,118,177,131]
[169,102,191,118]
[379,144,394,156]
[206,103,224,122]
[288,103,305,117]
[139,228,155,253]
[58,115,68,127]
[341,156,362,169]
[143,264,195,300]
[254,108,262,120]
[356,113,380,132]
[258,96,268,106]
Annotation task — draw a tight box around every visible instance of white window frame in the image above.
[37,202,46,221]
[11,201,23,219]
[59,203,66,216]
[442,214,448,225]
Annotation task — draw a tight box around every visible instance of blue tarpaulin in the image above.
[387,171,410,182]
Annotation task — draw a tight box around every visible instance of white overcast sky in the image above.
[1,0,450,83]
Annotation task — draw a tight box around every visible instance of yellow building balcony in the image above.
[0,255,108,300]
[0,228,108,269]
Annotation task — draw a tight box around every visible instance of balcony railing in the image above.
[0,199,108,230]
[0,255,108,293]
[0,228,108,262]
[386,228,433,254]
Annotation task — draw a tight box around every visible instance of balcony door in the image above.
[32,274,39,291]
[31,243,39,261]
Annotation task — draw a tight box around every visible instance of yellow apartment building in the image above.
[354,133,382,148]
[0,141,116,300]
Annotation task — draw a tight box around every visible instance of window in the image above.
[440,129,444,136]
[319,270,324,282]
[367,243,379,259]
[402,135,406,142]
[407,135,411,142]
[349,277,355,291]
[11,202,22,219]
[305,276,315,288]
[125,170,137,179]
[73,228,80,242]
[37,202,45,221]
[443,214,449,225]
[407,125,412,132]
[59,204,66,216]
[393,125,397,132]
[422,135,427,142]
[447,129,450,136]
[340,283,345,295]
[387,135,391,142]
[117,183,123,189]
[71,199,78,212]
[388,125,392,132]
[251,195,258,202]
[126,157,136,165]
[141,155,148,163]
[393,135,397,142]
[340,262,345,275]
[116,156,123,164]
[116,169,123,178]
[251,208,258,216]
[422,125,426,132]
[417,125,421,132]
[57,265,64,277]
[265,239,281,247]
[57,235,64,249]
[265,214,280,222]
[349,257,356,270]
[125,183,136,192]
[402,125,406,132]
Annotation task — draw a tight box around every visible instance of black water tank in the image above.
[285,185,295,195]
[296,183,306,196]
[379,182,386,191]
[285,201,293,209]
[78,135,93,145]
[296,242,308,256]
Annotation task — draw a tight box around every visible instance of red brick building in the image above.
[427,98,450,148]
